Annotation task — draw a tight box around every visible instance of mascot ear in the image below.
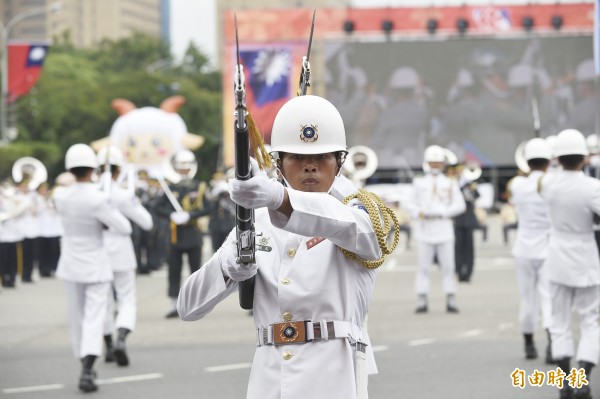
[160,96,186,113]
[90,137,111,152]
[182,133,205,150]
[111,99,136,115]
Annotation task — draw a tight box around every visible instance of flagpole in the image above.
[0,2,62,144]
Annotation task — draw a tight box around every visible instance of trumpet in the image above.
[12,157,47,191]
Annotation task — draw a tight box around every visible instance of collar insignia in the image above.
[306,236,326,249]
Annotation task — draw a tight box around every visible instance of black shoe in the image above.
[545,342,555,364]
[573,385,591,399]
[105,346,115,363]
[525,343,538,359]
[446,305,459,314]
[113,340,129,367]
[415,305,428,314]
[78,369,98,393]
[165,309,178,319]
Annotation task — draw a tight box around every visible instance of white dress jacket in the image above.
[54,182,131,283]
[178,183,381,399]
[540,170,600,287]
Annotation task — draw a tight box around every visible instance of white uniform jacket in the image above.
[18,191,41,239]
[509,171,551,259]
[540,170,600,287]
[178,184,381,399]
[406,173,466,244]
[0,192,27,243]
[54,183,132,283]
[104,185,153,272]
[37,196,64,238]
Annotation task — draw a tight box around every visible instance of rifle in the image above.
[297,10,316,96]
[234,14,256,310]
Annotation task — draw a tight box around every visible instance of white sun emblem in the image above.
[253,50,290,87]
[29,47,46,61]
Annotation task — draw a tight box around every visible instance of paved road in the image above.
[0,216,597,398]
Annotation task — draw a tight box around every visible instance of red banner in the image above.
[7,42,50,103]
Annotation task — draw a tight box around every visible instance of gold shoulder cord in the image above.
[339,189,401,269]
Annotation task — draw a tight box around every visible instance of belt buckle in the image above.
[273,321,310,345]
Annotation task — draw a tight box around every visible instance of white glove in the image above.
[170,211,191,225]
[229,172,284,210]
[219,240,258,282]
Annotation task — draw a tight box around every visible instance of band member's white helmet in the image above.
[423,145,446,163]
[554,129,589,157]
[586,134,599,155]
[65,144,99,170]
[173,149,197,170]
[270,95,346,157]
[524,138,552,161]
[97,145,125,167]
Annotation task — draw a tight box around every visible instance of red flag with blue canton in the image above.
[240,47,292,143]
[7,42,50,103]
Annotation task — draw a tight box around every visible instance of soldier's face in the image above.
[280,152,338,193]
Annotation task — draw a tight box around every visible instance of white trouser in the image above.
[103,270,137,334]
[415,241,457,295]
[515,258,552,333]
[549,282,600,364]
[64,281,110,358]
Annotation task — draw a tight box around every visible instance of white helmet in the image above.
[586,134,599,155]
[97,145,124,167]
[524,138,552,160]
[270,95,346,156]
[389,67,419,90]
[65,144,99,170]
[173,149,196,169]
[444,148,458,166]
[423,145,446,163]
[554,129,589,157]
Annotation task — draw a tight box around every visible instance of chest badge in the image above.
[306,236,325,249]
[256,235,272,252]
[299,124,318,143]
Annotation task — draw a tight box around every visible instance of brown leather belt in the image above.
[257,320,351,346]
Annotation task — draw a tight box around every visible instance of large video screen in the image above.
[324,35,594,168]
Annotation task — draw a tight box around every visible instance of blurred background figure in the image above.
[36,182,63,278]
[152,150,210,318]
[207,177,235,253]
[372,66,429,168]
[568,59,599,136]
[449,160,481,283]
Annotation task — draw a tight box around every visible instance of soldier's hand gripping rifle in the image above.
[297,10,316,96]
[234,15,256,310]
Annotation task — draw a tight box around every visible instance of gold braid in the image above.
[338,189,401,269]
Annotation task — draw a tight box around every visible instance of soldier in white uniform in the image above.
[539,129,600,399]
[54,144,132,393]
[0,186,27,287]
[36,182,63,277]
[406,145,466,313]
[508,138,553,362]
[97,146,153,367]
[178,95,391,399]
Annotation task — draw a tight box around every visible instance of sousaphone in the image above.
[12,157,47,190]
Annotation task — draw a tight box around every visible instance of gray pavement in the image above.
[0,215,598,398]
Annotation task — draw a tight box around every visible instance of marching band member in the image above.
[152,149,210,318]
[539,129,600,399]
[508,138,553,362]
[0,184,27,288]
[406,145,466,313]
[178,95,389,399]
[97,146,153,367]
[36,182,63,277]
[15,174,41,283]
[54,144,131,393]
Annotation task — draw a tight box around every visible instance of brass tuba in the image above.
[515,141,530,174]
[12,157,48,190]
[342,145,378,186]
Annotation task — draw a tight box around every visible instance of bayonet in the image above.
[298,9,316,96]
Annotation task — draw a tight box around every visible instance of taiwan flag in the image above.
[7,42,50,103]
[240,47,292,143]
